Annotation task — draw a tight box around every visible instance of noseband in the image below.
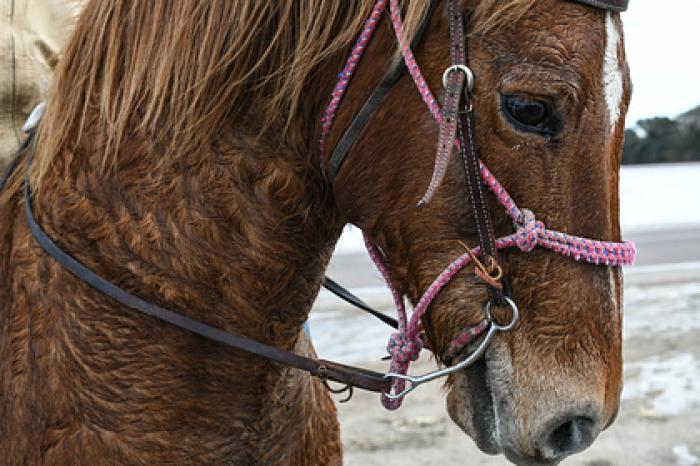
[1,0,633,412]
[320,0,634,408]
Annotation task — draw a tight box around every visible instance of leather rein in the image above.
[1,0,630,407]
[1,133,392,395]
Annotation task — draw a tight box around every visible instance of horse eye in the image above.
[506,96,546,125]
[500,94,561,137]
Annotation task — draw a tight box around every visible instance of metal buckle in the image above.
[442,64,474,92]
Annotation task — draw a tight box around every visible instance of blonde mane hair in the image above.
[471,0,538,36]
[33,0,533,182]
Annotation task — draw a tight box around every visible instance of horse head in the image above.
[324,0,631,463]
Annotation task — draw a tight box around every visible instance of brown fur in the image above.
[0,0,630,464]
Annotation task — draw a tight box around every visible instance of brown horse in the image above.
[0,0,631,464]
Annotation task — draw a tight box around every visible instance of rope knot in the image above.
[387,332,423,364]
[515,208,545,252]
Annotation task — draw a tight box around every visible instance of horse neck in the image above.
[3,124,344,460]
[37,121,341,348]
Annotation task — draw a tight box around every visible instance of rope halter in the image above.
[515,209,544,252]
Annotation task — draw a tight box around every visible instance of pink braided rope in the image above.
[319,1,387,155]
[363,236,419,409]
[322,0,636,410]
[387,0,442,121]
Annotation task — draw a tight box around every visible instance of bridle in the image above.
[319,0,634,409]
[0,0,633,412]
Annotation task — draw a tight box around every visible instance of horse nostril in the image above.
[537,415,597,461]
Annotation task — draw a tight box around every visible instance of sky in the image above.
[622,1,700,126]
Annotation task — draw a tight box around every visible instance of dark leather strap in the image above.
[446,0,505,304]
[570,0,628,12]
[420,60,464,206]
[326,0,438,183]
[322,276,398,329]
[15,135,390,394]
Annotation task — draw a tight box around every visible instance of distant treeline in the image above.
[622,105,700,164]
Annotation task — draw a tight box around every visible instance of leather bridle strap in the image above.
[326,0,438,184]
[441,0,504,304]
[572,0,628,11]
[17,133,390,394]
[322,276,398,329]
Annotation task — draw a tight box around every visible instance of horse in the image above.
[0,0,632,464]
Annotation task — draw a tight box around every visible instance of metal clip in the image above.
[485,296,519,332]
[322,380,354,403]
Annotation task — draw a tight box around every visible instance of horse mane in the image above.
[31,0,529,184]
[30,0,380,181]
[471,0,538,35]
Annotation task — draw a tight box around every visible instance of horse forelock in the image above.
[469,0,539,36]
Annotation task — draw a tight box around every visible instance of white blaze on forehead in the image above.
[603,12,624,131]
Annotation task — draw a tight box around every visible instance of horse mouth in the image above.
[447,336,502,455]
[452,348,501,454]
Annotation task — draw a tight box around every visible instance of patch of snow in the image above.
[622,353,700,416]
[622,281,700,339]
[620,162,700,234]
[672,445,700,466]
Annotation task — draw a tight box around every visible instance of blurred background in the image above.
[312,2,700,465]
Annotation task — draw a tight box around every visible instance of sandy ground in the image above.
[314,278,700,465]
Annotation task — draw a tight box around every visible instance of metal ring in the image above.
[485,297,519,332]
[442,64,474,92]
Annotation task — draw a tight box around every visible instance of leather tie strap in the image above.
[418,66,463,206]
[11,132,390,395]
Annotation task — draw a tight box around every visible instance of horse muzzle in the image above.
[447,342,609,466]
